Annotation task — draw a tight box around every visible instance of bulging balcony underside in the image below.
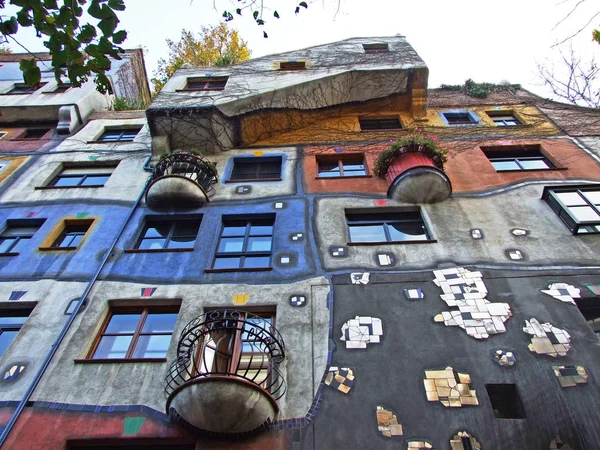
[165,309,286,435]
[146,151,218,210]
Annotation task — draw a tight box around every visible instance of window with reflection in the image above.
[49,165,117,188]
[346,210,430,243]
[135,218,201,250]
[483,146,553,171]
[542,185,600,234]
[90,306,179,360]
[0,309,33,358]
[212,216,275,269]
[0,219,45,254]
[317,154,367,178]
[51,221,92,249]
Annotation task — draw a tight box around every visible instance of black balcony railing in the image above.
[151,151,218,198]
[165,309,286,401]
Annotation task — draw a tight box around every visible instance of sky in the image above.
[2,0,599,99]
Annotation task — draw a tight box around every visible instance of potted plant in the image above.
[373,130,447,178]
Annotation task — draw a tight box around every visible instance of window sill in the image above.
[315,175,372,180]
[176,88,225,92]
[38,246,79,251]
[225,178,282,183]
[347,239,437,246]
[204,267,273,273]
[35,185,103,190]
[495,167,567,173]
[0,252,18,257]
[86,140,135,144]
[74,358,167,364]
[124,248,195,254]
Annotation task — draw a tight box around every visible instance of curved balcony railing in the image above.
[146,151,218,210]
[165,309,286,402]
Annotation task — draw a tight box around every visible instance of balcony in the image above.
[165,309,286,435]
[145,151,218,210]
[374,136,452,203]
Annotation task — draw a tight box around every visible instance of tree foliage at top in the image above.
[151,23,251,95]
[0,0,128,93]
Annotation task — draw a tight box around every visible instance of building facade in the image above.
[0,37,599,450]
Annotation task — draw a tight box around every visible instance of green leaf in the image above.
[92,54,111,70]
[11,0,29,7]
[16,10,33,27]
[273,11,279,18]
[112,29,126,44]
[0,17,18,35]
[299,1,308,8]
[19,58,41,87]
[97,36,113,52]
[108,0,125,11]
[77,23,96,43]
[43,0,58,9]
[87,0,103,19]
[94,73,113,94]
[100,3,117,20]
[236,8,241,15]
[295,6,300,14]
[253,10,258,19]
[98,16,117,36]
[263,31,268,38]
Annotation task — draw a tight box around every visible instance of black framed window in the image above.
[22,128,51,139]
[542,185,600,234]
[346,210,430,243]
[230,156,282,181]
[0,220,45,254]
[49,165,117,187]
[98,128,141,142]
[0,309,33,357]
[279,61,306,70]
[483,147,553,171]
[442,111,478,125]
[362,43,389,53]
[358,116,402,131]
[317,154,367,177]
[487,112,521,126]
[52,222,92,249]
[7,82,46,94]
[213,216,275,269]
[135,218,201,250]
[90,306,179,360]
[185,77,228,91]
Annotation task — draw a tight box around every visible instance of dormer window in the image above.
[362,43,389,53]
[185,77,228,91]
[279,61,306,71]
[359,116,402,131]
[7,83,47,95]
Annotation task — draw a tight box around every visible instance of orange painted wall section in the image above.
[304,138,600,195]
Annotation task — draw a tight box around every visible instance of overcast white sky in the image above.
[3,0,599,98]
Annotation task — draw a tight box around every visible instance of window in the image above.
[0,309,33,358]
[358,116,402,131]
[52,83,72,93]
[441,111,478,126]
[483,146,553,171]
[542,185,600,234]
[279,61,306,70]
[89,306,179,360]
[317,154,367,177]
[7,82,46,94]
[21,128,51,139]
[0,160,9,173]
[487,111,521,126]
[135,218,201,250]
[362,43,389,53]
[51,221,92,249]
[0,132,7,140]
[212,216,274,270]
[0,220,44,255]
[49,165,117,187]
[98,127,141,142]
[346,210,431,243]
[485,384,526,419]
[229,156,282,181]
[185,77,228,91]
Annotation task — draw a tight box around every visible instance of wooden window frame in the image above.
[0,219,45,256]
[482,145,558,172]
[278,61,306,71]
[0,308,34,358]
[358,116,402,131]
[51,221,92,249]
[6,82,47,95]
[96,127,141,143]
[486,111,521,126]
[442,111,478,126]
[131,217,201,252]
[228,156,282,182]
[183,77,228,91]
[542,185,600,235]
[84,305,179,362]
[345,209,435,245]
[362,43,389,53]
[316,154,369,178]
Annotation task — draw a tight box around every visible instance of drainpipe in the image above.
[0,154,153,448]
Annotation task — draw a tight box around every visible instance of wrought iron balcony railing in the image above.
[146,151,218,209]
[165,309,286,402]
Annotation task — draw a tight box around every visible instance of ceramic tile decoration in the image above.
[541,283,581,305]
[549,437,574,450]
[324,367,355,394]
[433,267,512,339]
[291,233,303,241]
[523,318,571,357]
[280,256,290,264]
[331,247,346,257]
[404,288,424,300]
[341,316,383,348]
[470,229,483,239]
[450,431,482,450]
[408,441,434,449]
[274,202,283,209]
[552,365,588,388]
[511,228,529,236]
[423,366,478,407]
[351,272,370,285]
[586,285,600,296]
[3,364,25,381]
[376,405,403,438]
[494,349,517,367]
[508,249,524,260]
[289,295,306,307]
[378,254,393,266]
